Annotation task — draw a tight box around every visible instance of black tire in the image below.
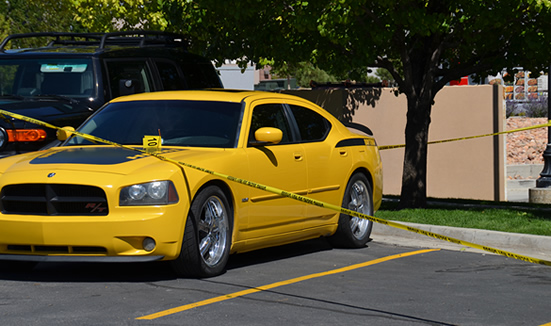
[170,185,232,278]
[329,173,374,248]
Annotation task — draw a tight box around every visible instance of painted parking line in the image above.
[136,248,439,320]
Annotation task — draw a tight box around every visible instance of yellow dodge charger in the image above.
[0,90,382,277]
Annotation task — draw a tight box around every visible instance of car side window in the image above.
[289,104,331,142]
[155,60,186,90]
[180,58,223,89]
[249,104,292,145]
[106,60,152,99]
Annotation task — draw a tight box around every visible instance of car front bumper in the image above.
[0,204,188,262]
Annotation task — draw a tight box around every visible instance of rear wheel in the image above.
[171,185,232,278]
[329,173,373,248]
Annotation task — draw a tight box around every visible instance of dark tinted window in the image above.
[105,60,152,98]
[180,57,222,89]
[249,104,292,144]
[0,58,94,98]
[289,105,331,142]
[66,100,243,148]
[155,60,186,90]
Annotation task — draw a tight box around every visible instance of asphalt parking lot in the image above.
[1,237,550,326]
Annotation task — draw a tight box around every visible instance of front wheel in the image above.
[170,186,232,278]
[329,173,373,248]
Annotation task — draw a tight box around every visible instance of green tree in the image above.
[270,62,338,87]
[375,68,394,84]
[73,0,551,208]
[1,0,87,48]
[0,15,9,43]
[363,74,381,84]
[294,64,338,87]
[71,0,210,52]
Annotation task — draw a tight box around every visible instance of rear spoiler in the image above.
[343,122,373,136]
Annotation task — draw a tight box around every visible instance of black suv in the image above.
[0,31,222,156]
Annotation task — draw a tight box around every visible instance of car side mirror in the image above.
[253,127,282,145]
[56,126,75,141]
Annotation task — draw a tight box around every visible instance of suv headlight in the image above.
[120,181,179,206]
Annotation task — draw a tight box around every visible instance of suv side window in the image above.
[105,60,153,98]
[289,104,331,142]
[155,60,186,90]
[180,58,222,89]
[249,104,292,145]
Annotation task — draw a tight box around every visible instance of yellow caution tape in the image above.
[1,109,550,267]
[379,121,551,150]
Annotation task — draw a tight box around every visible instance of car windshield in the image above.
[0,58,95,98]
[65,100,243,148]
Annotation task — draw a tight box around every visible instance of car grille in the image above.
[6,244,107,254]
[0,184,108,216]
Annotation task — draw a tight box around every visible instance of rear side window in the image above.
[105,60,152,98]
[180,57,222,89]
[289,105,331,142]
[155,60,186,90]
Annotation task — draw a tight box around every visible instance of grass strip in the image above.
[375,198,551,236]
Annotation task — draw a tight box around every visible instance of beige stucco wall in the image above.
[285,85,506,201]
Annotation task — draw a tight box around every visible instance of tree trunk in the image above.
[398,96,433,209]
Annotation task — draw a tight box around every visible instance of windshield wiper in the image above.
[33,94,80,104]
[32,94,94,111]
[0,94,25,100]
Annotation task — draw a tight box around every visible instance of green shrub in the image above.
[524,96,548,118]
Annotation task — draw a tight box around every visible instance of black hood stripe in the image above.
[30,147,184,165]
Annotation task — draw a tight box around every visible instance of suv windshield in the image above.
[0,58,95,98]
[65,100,243,148]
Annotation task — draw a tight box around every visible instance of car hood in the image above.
[0,146,221,184]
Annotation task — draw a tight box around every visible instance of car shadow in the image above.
[0,260,177,283]
[226,237,335,270]
[0,237,371,282]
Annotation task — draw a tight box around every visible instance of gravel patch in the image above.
[507,117,548,166]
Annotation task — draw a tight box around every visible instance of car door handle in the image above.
[294,153,304,161]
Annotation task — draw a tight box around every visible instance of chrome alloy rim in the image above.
[198,195,229,267]
[0,127,7,150]
[347,180,372,239]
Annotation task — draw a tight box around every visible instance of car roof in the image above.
[109,90,314,105]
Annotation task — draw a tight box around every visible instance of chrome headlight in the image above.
[120,181,179,206]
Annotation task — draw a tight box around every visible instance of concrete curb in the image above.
[507,164,543,179]
[371,221,551,262]
[507,179,536,189]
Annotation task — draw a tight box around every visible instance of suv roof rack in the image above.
[0,31,188,52]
